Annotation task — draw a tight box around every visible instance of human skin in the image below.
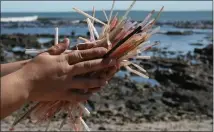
[0,38,113,77]
[1,59,30,77]
[0,38,118,119]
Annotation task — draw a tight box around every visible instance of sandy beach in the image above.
[1,115,212,131]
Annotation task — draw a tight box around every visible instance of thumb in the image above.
[46,38,70,55]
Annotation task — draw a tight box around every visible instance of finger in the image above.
[68,87,101,94]
[71,43,96,50]
[106,66,118,80]
[99,66,117,79]
[69,77,107,89]
[87,87,102,93]
[66,47,107,65]
[71,42,108,50]
[69,58,117,76]
[64,90,92,102]
[47,38,70,55]
[109,68,120,80]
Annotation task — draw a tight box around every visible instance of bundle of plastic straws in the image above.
[11,1,164,131]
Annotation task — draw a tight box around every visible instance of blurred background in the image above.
[1,1,213,131]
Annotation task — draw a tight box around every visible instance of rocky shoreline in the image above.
[1,19,213,29]
[0,32,213,131]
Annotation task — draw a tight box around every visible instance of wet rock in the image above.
[161,97,180,107]
[194,44,213,56]
[124,81,137,89]
[166,31,193,35]
[125,100,141,111]
[189,43,203,46]
[0,34,41,49]
[182,80,208,91]
[194,44,213,64]
[71,31,75,37]
[118,86,133,96]
[172,20,213,29]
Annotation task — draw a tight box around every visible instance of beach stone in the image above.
[98,126,106,130]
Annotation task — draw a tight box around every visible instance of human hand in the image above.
[70,41,119,91]
[15,38,117,102]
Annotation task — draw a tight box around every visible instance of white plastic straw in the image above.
[73,7,107,26]
[108,0,115,25]
[125,65,149,78]
[135,56,151,60]
[79,103,90,116]
[102,9,109,22]
[55,27,58,45]
[80,117,90,131]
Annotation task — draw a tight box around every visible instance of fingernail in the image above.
[102,58,116,65]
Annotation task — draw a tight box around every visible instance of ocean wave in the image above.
[1,16,38,22]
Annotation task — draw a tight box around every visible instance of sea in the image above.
[1,11,213,21]
[1,11,213,86]
[1,11,212,53]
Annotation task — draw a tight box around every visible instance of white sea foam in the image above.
[1,16,38,22]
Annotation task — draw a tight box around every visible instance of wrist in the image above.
[12,68,33,100]
[0,67,33,118]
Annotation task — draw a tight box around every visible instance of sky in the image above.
[1,1,212,12]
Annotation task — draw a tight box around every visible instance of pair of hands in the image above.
[17,38,118,103]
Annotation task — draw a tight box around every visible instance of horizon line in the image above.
[2,9,212,13]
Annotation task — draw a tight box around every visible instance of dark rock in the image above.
[194,44,213,64]
[161,97,180,107]
[98,126,106,130]
[172,20,213,29]
[194,44,213,56]
[166,31,193,35]
[189,43,203,46]
[71,31,75,37]
[125,100,141,111]
[87,31,90,37]
[125,81,137,89]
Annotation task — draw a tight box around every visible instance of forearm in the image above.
[0,70,30,119]
[1,59,30,77]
